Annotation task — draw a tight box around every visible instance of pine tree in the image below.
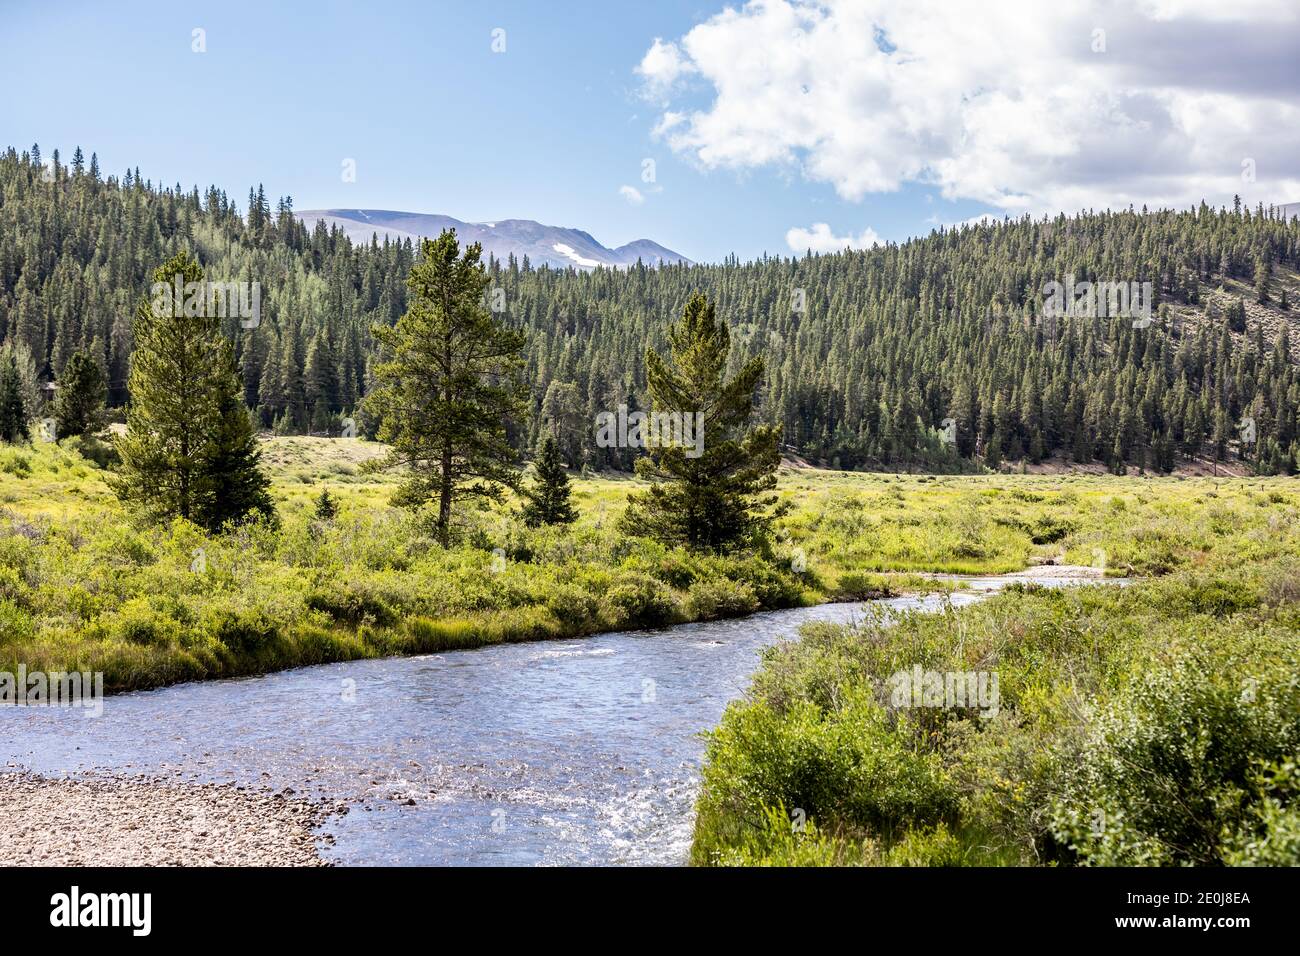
[0,352,29,443]
[194,395,275,530]
[277,323,307,430]
[619,292,785,551]
[257,329,286,424]
[304,329,341,421]
[1226,297,1248,334]
[313,488,339,521]
[111,252,273,530]
[52,349,105,437]
[539,379,584,466]
[1255,257,1271,304]
[240,325,264,407]
[1,144,1298,476]
[0,341,41,417]
[520,433,577,527]
[365,230,527,546]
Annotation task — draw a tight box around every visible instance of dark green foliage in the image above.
[52,349,105,437]
[305,583,398,628]
[621,293,785,551]
[195,395,276,530]
[1,146,1297,475]
[313,488,339,521]
[1226,297,1248,333]
[520,433,577,527]
[1255,256,1272,303]
[0,351,29,443]
[62,433,119,469]
[365,230,528,547]
[111,252,273,531]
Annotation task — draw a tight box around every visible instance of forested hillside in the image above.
[3,144,1299,475]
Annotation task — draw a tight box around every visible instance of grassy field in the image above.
[1,435,1297,702]
[690,481,1300,866]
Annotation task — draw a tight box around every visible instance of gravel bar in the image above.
[0,770,337,866]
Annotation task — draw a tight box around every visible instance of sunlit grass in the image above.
[1,435,1296,692]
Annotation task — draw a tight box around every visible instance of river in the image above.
[0,574,1099,865]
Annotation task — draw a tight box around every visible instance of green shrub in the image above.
[63,434,119,469]
[685,577,759,621]
[599,573,681,629]
[0,450,31,478]
[306,582,398,626]
[1222,762,1300,866]
[110,598,183,648]
[1028,514,1075,544]
[1050,665,1300,865]
[0,598,33,645]
[0,565,27,604]
[692,689,956,864]
[830,571,892,601]
[648,552,699,590]
[544,584,600,633]
[206,605,282,655]
[1156,574,1261,617]
[719,556,806,608]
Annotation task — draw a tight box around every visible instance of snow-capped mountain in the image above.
[295,209,691,270]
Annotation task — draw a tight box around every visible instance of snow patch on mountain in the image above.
[552,243,602,268]
[295,209,691,270]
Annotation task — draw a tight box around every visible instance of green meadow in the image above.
[690,480,1300,867]
[1,434,1294,702]
[4,434,1297,866]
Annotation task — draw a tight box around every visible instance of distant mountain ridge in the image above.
[295,208,691,270]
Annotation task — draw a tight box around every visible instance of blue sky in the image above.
[3,1,1296,264]
[0,0,986,263]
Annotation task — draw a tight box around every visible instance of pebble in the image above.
[0,770,332,866]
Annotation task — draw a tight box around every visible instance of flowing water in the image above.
[0,575,1101,865]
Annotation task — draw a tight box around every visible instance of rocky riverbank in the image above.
[0,770,336,866]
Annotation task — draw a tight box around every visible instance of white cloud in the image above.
[1134,0,1296,21]
[786,222,882,252]
[638,0,1300,216]
[619,184,646,205]
[635,38,696,101]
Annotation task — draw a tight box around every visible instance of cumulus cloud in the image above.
[637,0,1300,216]
[786,222,882,252]
[619,185,646,205]
[636,37,696,101]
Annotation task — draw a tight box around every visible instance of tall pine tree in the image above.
[111,252,273,530]
[0,351,29,443]
[620,292,785,551]
[365,230,527,546]
[52,349,105,437]
[520,433,577,527]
